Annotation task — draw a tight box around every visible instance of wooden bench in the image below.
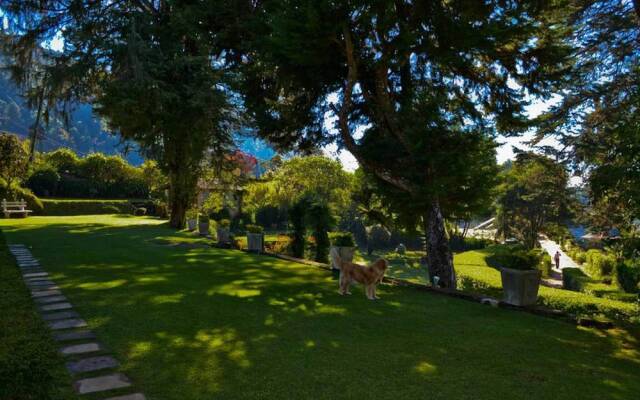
[2,199,33,218]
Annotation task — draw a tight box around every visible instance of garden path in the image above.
[538,237,580,288]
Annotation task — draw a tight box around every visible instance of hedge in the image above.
[41,199,134,216]
[584,249,616,279]
[0,231,76,399]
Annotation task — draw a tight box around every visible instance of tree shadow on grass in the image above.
[2,218,640,399]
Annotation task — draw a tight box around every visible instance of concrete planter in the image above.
[198,222,210,236]
[330,246,355,270]
[247,233,264,252]
[500,267,541,306]
[217,228,230,244]
[187,218,197,231]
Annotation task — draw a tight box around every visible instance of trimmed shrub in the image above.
[562,268,589,292]
[329,232,355,247]
[616,260,640,293]
[307,202,332,263]
[540,253,553,278]
[486,246,542,271]
[585,249,616,278]
[245,224,264,234]
[41,199,132,216]
[289,198,307,258]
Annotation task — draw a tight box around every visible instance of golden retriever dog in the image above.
[331,248,388,300]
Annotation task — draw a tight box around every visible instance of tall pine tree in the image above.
[0,0,251,228]
[241,1,573,288]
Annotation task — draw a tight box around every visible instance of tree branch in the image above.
[333,26,413,194]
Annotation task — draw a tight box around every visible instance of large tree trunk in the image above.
[168,164,196,229]
[424,200,456,289]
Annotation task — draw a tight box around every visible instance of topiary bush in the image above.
[307,201,332,263]
[289,198,308,258]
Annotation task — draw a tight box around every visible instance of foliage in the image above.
[496,153,573,249]
[584,249,616,279]
[199,214,210,224]
[245,156,352,218]
[329,232,355,248]
[39,199,131,216]
[218,219,231,229]
[307,201,333,263]
[26,166,60,197]
[0,132,28,188]
[289,198,308,258]
[486,245,542,271]
[245,224,264,234]
[0,231,76,400]
[616,260,640,294]
[264,235,291,255]
[27,149,157,199]
[449,236,493,252]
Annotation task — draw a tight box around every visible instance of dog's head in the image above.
[371,258,389,274]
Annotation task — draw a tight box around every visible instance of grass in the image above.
[358,249,640,325]
[0,231,78,400]
[1,215,640,399]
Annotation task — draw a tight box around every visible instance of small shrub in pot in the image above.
[246,224,264,252]
[488,246,542,306]
[217,218,231,244]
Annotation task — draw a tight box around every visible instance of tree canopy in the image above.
[241,0,573,287]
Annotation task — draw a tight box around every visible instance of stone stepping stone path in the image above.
[8,244,147,399]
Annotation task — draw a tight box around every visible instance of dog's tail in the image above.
[330,247,343,270]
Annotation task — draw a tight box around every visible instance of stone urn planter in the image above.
[500,267,541,306]
[187,218,197,231]
[329,246,355,270]
[247,233,264,252]
[198,215,210,236]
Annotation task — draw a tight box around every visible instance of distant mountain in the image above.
[0,72,275,164]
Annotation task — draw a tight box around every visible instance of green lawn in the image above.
[358,249,639,325]
[1,216,640,400]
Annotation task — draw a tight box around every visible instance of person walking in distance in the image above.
[554,251,561,270]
